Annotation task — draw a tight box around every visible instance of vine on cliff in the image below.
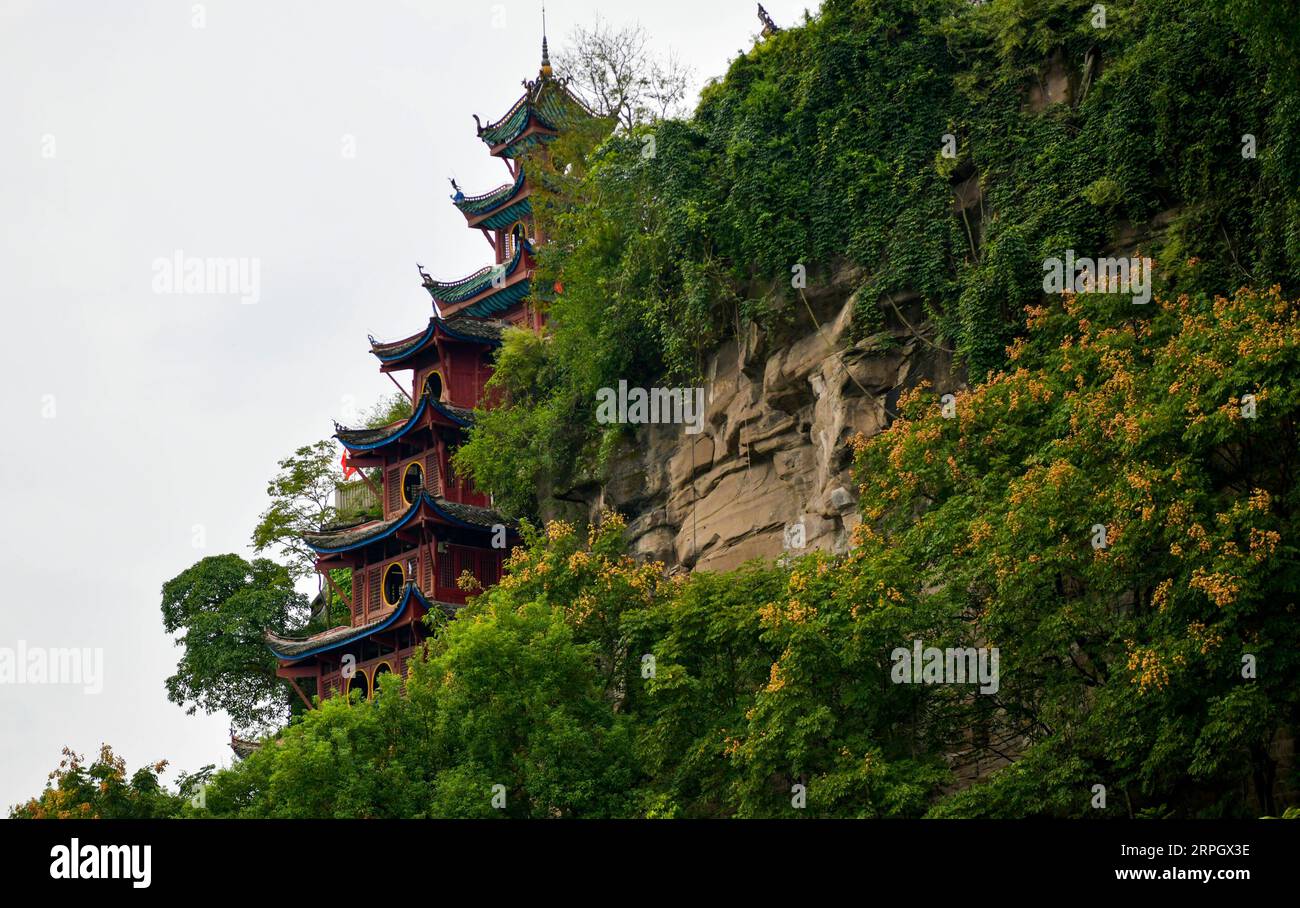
[457,0,1300,517]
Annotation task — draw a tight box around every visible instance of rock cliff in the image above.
[556,267,964,572]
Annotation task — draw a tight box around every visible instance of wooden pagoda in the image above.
[265,33,594,707]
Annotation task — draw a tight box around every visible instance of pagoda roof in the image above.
[431,400,475,426]
[266,585,456,662]
[422,243,531,318]
[303,491,509,555]
[335,395,432,451]
[475,74,592,159]
[454,167,533,230]
[334,396,473,454]
[369,315,505,366]
[230,737,262,760]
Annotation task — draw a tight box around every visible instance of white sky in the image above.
[0,0,816,811]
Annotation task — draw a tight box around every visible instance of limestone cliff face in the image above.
[557,268,963,572]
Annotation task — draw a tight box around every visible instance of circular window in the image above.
[423,372,443,402]
[402,462,424,505]
[382,562,405,607]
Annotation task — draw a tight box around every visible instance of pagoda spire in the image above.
[540,2,552,78]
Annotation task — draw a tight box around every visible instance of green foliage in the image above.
[622,567,786,817]
[855,285,1300,817]
[25,299,1300,819]
[452,328,584,518]
[160,554,308,735]
[179,523,647,818]
[254,406,404,621]
[130,517,960,817]
[9,746,183,819]
[359,392,413,429]
[173,282,1300,819]
[408,598,639,818]
[194,686,437,818]
[251,439,341,580]
[458,0,1300,514]
[254,395,406,571]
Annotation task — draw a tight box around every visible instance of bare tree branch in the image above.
[554,15,693,130]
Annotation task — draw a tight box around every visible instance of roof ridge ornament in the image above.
[758,3,781,38]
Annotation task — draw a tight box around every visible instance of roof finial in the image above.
[540,2,553,77]
[758,3,781,38]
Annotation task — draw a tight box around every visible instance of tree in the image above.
[155,516,662,818]
[856,286,1300,818]
[161,554,308,735]
[9,745,182,819]
[251,440,341,582]
[357,392,413,431]
[170,524,646,818]
[554,15,692,130]
[410,595,640,818]
[253,394,410,612]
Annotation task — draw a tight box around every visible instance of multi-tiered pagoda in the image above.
[265,34,595,707]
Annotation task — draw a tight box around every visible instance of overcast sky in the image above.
[0,0,817,812]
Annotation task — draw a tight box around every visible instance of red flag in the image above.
[341,451,358,480]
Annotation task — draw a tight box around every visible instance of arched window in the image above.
[347,669,368,703]
[423,371,443,402]
[371,662,392,699]
[505,220,529,259]
[402,462,424,505]
[382,562,405,607]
